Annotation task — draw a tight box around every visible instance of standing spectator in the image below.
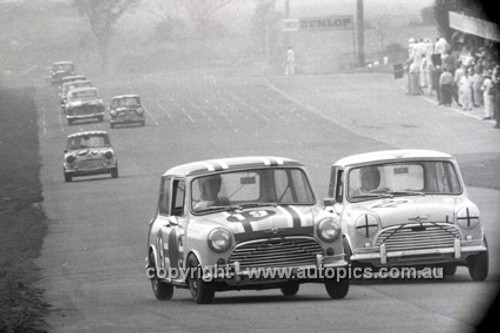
[472,64,484,107]
[492,65,500,128]
[459,45,475,68]
[481,70,494,120]
[454,62,466,106]
[431,64,443,103]
[442,50,457,74]
[439,69,454,106]
[420,54,429,94]
[285,46,295,76]
[459,68,473,111]
[435,37,449,57]
[409,61,420,95]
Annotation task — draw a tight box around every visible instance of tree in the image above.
[74,0,140,67]
[186,0,231,38]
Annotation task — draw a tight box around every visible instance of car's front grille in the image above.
[76,159,105,170]
[229,237,322,270]
[73,106,101,115]
[375,223,462,252]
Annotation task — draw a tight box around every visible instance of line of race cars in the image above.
[48,61,145,182]
[48,61,489,305]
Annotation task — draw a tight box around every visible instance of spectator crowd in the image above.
[405,35,500,129]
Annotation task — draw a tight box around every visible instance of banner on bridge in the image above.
[283,16,354,32]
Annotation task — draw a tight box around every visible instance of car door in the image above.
[155,176,186,281]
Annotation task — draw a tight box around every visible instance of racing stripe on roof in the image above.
[200,162,216,172]
[215,160,229,170]
[259,157,271,165]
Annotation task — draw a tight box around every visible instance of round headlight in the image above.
[208,228,232,253]
[110,110,117,117]
[317,218,340,243]
[66,155,76,163]
[136,108,144,115]
[355,214,379,237]
[104,151,113,159]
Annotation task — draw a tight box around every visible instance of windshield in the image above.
[70,89,97,99]
[67,134,110,150]
[113,97,140,107]
[54,63,74,72]
[347,161,462,201]
[191,168,315,213]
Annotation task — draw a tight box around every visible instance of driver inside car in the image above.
[350,166,381,197]
[193,175,230,210]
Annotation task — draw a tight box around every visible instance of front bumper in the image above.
[66,112,104,121]
[204,253,348,284]
[351,239,487,266]
[64,164,116,177]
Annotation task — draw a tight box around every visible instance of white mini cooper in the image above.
[146,157,349,304]
[325,150,488,281]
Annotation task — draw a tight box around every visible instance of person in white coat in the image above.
[482,71,494,120]
[285,46,296,76]
[459,68,473,111]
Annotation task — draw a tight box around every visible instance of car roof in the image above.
[112,94,139,100]
[163,156,303,177]
[53,61,74,66]
[69,87,97,93]
[62,80,91,88]
[61,75,85,81]
[333,149,455,167]
[67,131,108,139]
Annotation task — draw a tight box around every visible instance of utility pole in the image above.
[355,0,365,67]
[284,0,290,47]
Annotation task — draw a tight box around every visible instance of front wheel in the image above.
[64,172,72,183]
[324,273,349,299]
[149,253,174,300]
[468,237,488,281]
[110,167,118,178]
[280,283,300,296]
[187,255,215,304]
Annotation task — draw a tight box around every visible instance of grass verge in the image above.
[0,87,50,332]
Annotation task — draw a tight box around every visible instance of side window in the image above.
[335,170,344,203]
[159,177,172,215]
[172,179,185,217]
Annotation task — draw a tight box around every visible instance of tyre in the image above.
[64,172,72,183]
[343,237,352,263]
[324,273,349,299]
[140,120,145,126]
[442,263,457,276]
[187,255,215,304]
[149,253,174,300]
[468,237,488,281]
[110,167,118,178]
[280,283,300,296]
[110,123,114,129]
[67,119,73,125]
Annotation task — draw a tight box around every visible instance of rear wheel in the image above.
[149,253,174,300]
[280,283,300,296]
[187,255,215,304]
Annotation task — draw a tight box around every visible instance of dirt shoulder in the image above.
[0,87,50,332]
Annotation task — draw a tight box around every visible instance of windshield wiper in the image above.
[195,205,241,213]
[389,191,426,197]
[237,202,278,209]
[351,193,393,199]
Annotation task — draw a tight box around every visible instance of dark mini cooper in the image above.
[109,95,146,128]
[48,61,76,85]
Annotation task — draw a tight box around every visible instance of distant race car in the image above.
[325,149,488,281]
[63,131,118,182]
[60,80,92,110]
[146,156,349,304]
[109,94,146,128]
[48,61,76,85]
[64,87,105,125]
